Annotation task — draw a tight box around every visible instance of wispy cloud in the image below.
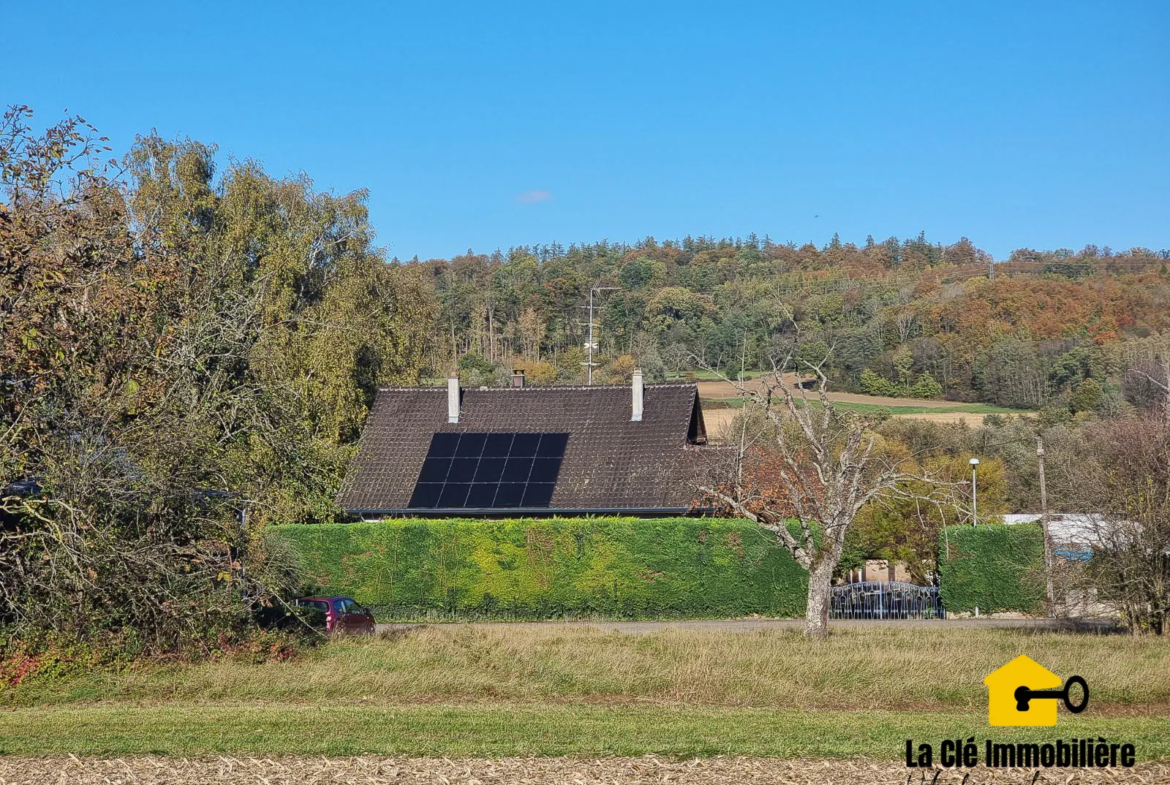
[515,189,552,204]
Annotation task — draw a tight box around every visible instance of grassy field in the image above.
[668,370,764,381]
[704,396,1028,416]
[2,703,1167,758]
[3,625,1169,759]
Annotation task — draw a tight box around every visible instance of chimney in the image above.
[511,368,526,388]
[631,368,644,422]
[447,373,460,423]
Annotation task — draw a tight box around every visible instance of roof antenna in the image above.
[578,286,619,384]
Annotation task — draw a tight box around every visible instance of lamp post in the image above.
[969,457,980,526]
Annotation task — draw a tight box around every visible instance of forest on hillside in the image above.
[417,237,1170,417]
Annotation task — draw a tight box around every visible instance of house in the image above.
[845,559,913,584]
[1003,513,1106,560]
[336,370,708,518]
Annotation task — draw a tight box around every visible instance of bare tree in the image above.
[1125,355,1170,424]
[695,344,956,637]
[894,310,918,344]
[1058,371,1170,634]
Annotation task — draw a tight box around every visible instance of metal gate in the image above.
[830,581,944,620]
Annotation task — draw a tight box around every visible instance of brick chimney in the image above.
[447,373,460,423]
[631,369,644,422]
[511,369,526,388]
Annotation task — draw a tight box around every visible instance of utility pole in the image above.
[579,287,618,385]
[1037,435,1055,616]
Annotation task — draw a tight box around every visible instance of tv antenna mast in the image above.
[578,286,619,385]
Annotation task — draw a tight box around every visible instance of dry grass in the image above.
[10,624,1170,713]
[5,626,1168,761]
[2,756,1169,784]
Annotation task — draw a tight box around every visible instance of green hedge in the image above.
[938,524,1046,614]
[270,517,808,620]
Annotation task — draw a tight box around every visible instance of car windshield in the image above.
[334,598,356,613]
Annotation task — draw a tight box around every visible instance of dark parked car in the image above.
[294,596,376,635]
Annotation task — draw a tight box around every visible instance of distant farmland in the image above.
[693,377,1030,437]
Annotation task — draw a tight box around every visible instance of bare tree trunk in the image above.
[805,559,835,637]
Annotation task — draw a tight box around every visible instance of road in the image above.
[376,618,1120,635]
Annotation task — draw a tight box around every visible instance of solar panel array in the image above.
[407,432,569,509]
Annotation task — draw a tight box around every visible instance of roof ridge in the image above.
[376,383,698,392]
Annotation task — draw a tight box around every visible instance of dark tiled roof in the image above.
[337,383,707,514]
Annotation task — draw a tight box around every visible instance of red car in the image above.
[294,596,376,635]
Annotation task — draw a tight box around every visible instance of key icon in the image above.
[1014,675,1089,713]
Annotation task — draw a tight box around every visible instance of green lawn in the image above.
[1,703,1167,758]
[668,369,764,381]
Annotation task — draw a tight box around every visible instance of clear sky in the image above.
[11,1,1168,261]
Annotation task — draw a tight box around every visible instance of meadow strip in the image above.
[1,703,1168,759]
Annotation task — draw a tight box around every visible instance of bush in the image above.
[270,518,808,620]
[938,524,1046,614]
[910,373,944,399]
[860,368,898,397]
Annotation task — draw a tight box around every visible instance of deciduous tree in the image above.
[695,336,958,637]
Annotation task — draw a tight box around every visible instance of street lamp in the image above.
[969,458,980,526]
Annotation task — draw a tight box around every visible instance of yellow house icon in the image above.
[983,655,1062,726]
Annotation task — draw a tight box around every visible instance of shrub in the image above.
[270,517,808,620]
[938,524,1046,614]
[910,373,944,399]
[860,368,898,397]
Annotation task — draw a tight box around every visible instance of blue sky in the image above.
[11,1,1168,260]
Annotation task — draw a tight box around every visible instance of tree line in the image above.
[417,234,1170,419]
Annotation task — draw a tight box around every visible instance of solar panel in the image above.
[502,457,533,483]
[408,483,443,508]
[455,433,487,458]
[417,457,450,483]
[407,432,569,509]
[522,483,555,507]
[511,433,541,457]
[536,433,568,457]
[428,432,461,458]
[475,457,505,483]
[482,433,514,457]
[528,458,560,483]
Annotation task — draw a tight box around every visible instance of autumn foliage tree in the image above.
[1,108,436,652]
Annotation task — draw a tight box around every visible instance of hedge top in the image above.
[271,517,809,620]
